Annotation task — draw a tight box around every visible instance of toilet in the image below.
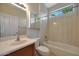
[35,39,50,56]
[36,46,50,56]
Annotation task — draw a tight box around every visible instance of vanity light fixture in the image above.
[11,3,26,11]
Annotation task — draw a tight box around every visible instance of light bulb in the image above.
[53,22,56,25]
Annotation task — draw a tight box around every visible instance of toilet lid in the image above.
[37,46,49,52]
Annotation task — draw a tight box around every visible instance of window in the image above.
[52,10,64,16]
[51,5,73,17]
[62,5,73,14]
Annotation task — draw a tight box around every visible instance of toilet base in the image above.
[36,46,50,56]
[35,50,42,56]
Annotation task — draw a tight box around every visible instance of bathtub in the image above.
[43,40,79,56]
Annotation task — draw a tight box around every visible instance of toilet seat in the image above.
[37,46,49,52]
[36,46,50,56]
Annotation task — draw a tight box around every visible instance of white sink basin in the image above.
[11,40,27,45]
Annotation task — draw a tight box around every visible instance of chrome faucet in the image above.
[16,32,20,41]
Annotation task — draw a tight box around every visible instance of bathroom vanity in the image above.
[6,43,35,56]
[0,36,38,56]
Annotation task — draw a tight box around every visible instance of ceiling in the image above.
[44,3,57,8]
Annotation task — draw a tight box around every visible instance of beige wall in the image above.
[28,3,47,15]
[46,13,79,47]
[0,3,26,18]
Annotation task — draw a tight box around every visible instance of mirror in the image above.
[0,3,27,39]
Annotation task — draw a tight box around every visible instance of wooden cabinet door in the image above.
[6,44,35,56]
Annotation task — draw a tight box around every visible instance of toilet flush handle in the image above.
[45,35,48,41]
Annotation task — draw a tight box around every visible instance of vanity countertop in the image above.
[0,36,38,56]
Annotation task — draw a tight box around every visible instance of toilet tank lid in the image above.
[37,46,49,52]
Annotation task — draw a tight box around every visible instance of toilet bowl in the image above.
[35,39,50,56]
[36,46,50,56]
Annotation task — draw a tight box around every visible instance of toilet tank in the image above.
[35,38,46,48]
[35,38,40,48]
